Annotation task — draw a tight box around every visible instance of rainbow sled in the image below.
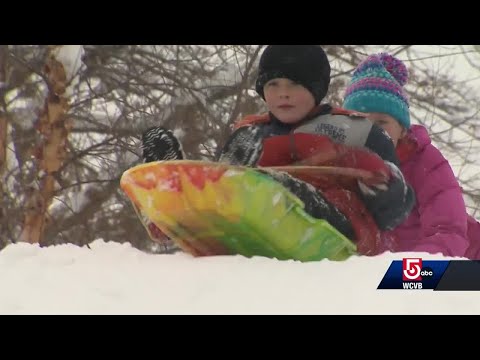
[120,160,360,262]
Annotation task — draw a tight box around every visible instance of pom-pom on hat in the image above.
[344,53,410,128]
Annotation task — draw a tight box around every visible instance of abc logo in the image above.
[420,267,434,278]
[402,258,434,281]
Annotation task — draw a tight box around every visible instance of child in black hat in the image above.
[141,45,415,255]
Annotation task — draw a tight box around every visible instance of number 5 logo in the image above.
[403,258,422,281]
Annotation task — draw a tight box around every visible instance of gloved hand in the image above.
[358,161,416,230]
[217,125,264,166]
[141,126,184,162]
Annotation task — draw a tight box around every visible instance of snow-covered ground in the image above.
[1,240,479,315]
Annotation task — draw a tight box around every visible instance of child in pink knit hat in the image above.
[344,52,480,258]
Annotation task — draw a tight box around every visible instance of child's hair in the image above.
[343,53,410,129]
[255,45,331,105]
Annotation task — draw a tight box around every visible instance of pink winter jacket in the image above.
[386,125,475,257]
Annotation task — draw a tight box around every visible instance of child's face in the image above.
[263,78,315,124]
[367,113,406,147]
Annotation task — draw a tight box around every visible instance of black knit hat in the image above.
[255,45,331,105]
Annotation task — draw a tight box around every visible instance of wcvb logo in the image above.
[402,258,423,281]
[402,258,434,281]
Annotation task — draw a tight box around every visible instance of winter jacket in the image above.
[465,216,480,259]
[386,124,475,257]
[230,104,414,255]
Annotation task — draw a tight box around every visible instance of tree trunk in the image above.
[0,46,7,232]
[0,45,8,175]
[20,46,72,244]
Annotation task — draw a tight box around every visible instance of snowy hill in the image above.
[0,240,479,314]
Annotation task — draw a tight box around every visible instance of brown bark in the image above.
[20,48,73,243]
[0,45,8,174]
